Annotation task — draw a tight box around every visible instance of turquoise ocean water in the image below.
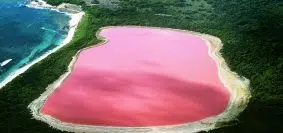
[0,0,70,83]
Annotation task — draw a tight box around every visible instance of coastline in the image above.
[28,26,251,133]
[0,0,85,89]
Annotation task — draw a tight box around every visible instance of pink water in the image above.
[41,27,230,127]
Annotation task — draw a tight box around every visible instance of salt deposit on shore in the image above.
[29,26,250,133]
[0,1,84,89]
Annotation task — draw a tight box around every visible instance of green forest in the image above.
[0,0,282,132]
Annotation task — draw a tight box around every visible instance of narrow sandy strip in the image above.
[0,1,84,89]
[28,26,251,133]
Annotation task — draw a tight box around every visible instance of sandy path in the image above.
[28,26,250,133]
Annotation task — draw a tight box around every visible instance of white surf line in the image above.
[41,27,57,33]
[26,0,54,10]
[0,59,12,67]
[29,26,251,133]
[0,1,85,89]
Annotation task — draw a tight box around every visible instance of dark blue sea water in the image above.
[0,0,70,83]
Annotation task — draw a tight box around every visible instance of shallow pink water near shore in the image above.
[42,27,230,127]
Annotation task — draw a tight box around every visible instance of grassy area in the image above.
[0,0,282,132]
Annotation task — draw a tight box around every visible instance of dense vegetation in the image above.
[0,0,282,132]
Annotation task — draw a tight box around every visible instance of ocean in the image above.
[0,0,70,84]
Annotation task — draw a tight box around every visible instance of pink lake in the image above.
[41,27,230,127]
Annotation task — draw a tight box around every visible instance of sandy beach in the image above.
[28,26,250,133]
[0,1,84,89]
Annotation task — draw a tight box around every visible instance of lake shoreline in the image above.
[28,26,250,133]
